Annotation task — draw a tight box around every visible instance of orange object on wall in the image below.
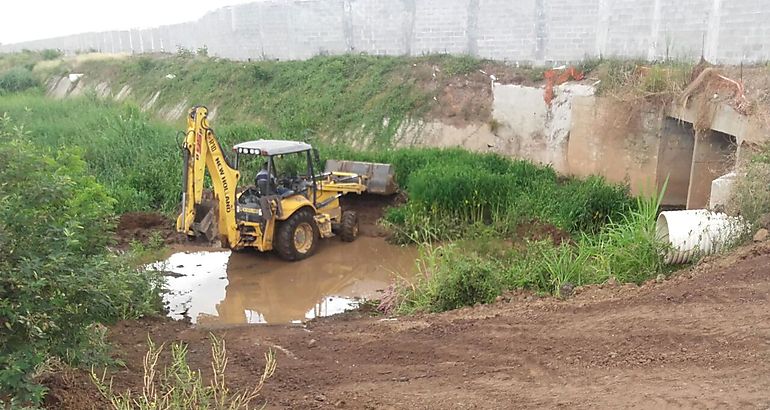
[544,67,584,106]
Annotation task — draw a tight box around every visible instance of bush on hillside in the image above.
[0,67,39,93]
[40,49,63,61]
[397,190,667,313]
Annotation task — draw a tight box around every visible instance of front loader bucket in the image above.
[325,160,398,195]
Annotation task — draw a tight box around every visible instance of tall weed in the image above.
[92,335,276,410]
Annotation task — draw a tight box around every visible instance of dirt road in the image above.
[46,242,770,409]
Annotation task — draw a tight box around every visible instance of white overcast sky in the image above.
[1,0,256,44]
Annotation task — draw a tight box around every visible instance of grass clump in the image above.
[92,335,276,410]
[0,67,39,94]
[593,58,693,99]
[437,54,483,76]
[376,149,633,243]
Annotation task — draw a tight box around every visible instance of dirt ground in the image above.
[43,240,770,409]
[115,211,177,247]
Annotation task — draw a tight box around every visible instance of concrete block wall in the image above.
[3,0,770,64]
[475,0,538,62]
[349,0,411,55]
[655,0,711,60]
[602,0,656,59]
[717,2,770,63]
[412,0,470,55]
[542,0,601,62]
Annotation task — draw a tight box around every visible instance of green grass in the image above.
[397,188,667,313]
[727,143,770,231]
[77,53,434,146]
[0,94,179,213]
[0,67,39,94]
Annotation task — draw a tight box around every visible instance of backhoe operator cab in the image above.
[176,106,367,261]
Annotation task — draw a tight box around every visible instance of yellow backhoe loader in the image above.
[176,106,396,261]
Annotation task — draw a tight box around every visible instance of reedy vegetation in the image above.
[397,187,668,313]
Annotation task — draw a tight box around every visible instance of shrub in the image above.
[0,116,162,403]
[40,49,63,61]
[0,67,39,93]
[380,148,631,242]
[399,244,503,313]
[556,176,634,234]
[396,188,666,311]
[0,97,180,213]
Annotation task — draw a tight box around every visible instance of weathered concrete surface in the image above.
[710,172,739,211]
[4,0,770,64]
[657,118,695,207]
[492,83,594,173]
[396,82,593,174]
[397,121,498,153]
[687,130,737,209]
[567,96,662,196]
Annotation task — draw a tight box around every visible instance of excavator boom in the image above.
[176,106,241,247]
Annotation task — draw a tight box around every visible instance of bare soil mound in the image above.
[116,212,176,247]
[340,193,400,238]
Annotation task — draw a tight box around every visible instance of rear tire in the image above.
[275,209,319,261]
[340,211,359,242]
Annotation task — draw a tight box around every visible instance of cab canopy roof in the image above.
[233,140,312,156]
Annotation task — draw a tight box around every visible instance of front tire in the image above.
[275,209,319,261]
[340,211,359,242]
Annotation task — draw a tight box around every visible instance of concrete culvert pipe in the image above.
[656,210,747,265]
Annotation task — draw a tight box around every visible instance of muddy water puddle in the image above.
[151,237,416,326]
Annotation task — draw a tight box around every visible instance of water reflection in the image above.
[157,237,416,326]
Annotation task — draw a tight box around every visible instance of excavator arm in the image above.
[176,106,241,247]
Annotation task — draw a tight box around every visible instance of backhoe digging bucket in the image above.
[192,198,219,243]
[325,160,398,195]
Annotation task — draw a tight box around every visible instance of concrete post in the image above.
[686,129,737,209]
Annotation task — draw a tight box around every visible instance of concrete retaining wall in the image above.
[4,0,770,64]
